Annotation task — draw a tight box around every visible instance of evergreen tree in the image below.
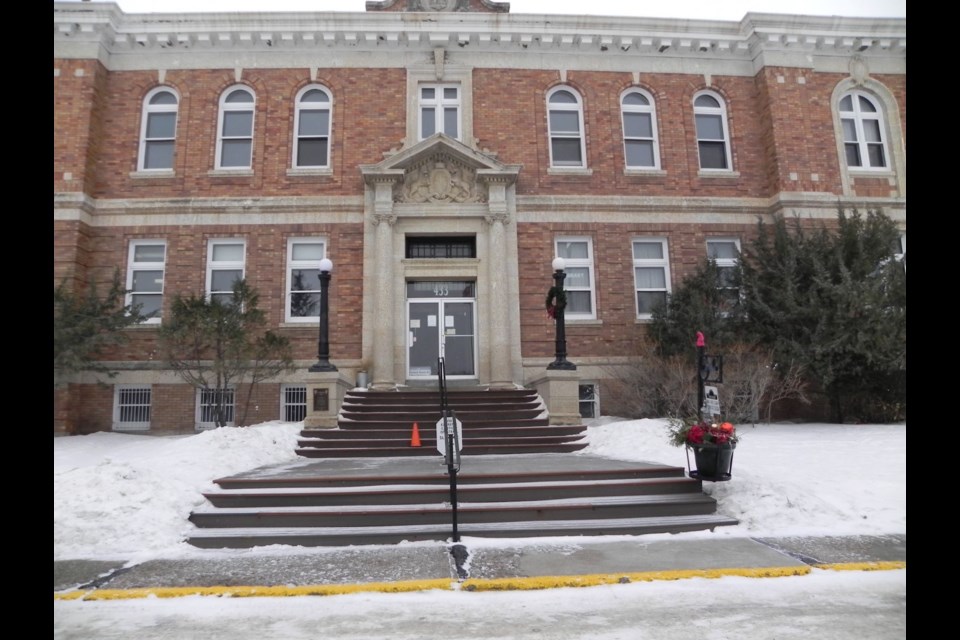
[648,258,745,357]
[54,269,145,387]
[740,209,906,422]
[159,279,295,428]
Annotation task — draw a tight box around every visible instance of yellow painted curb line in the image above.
[54,578,455,601]
[460,566,811,591]
[813,561,906,572]
[54,562,907,601]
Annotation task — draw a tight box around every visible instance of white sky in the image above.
[54,417,906,638]
[57,0,907,20]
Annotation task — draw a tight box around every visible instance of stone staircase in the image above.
[185,388,739,548]
[186,454,738,548]
[296,388,588,457]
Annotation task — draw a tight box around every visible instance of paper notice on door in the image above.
[445,315,455,328]
[445,328,456,335]
[427,315,437,327]
[409,319,420,329]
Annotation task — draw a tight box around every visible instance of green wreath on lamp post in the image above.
[545,286,567,319]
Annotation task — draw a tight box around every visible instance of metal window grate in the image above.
[118,387,151,424]
[199,388,235,424]
[406,237,476,259]
[283,386,307,422]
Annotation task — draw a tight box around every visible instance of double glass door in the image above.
[407,281,476,379]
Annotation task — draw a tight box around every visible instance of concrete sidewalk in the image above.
[54,533,905,599]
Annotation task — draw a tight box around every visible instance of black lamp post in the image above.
[309,257,338,372]
[547,257,576,371]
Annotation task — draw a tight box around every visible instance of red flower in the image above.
[686,424,705,444]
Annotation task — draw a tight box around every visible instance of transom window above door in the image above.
[406,236,476,259]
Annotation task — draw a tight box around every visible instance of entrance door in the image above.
[407,281,476,379]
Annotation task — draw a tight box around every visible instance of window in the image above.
[419,84,460,140]
[138,88,178,171]
[547,88,586,168]
[839,91,888,169]
[294,86,331,168]
[621,90,660,169]
[555,237,596,319]
[693,91,732,170]
[207,240,245,305]
[216,86,255,169]
[894,233,906,270]
[196,388,235,430]
[579,383,599,419]
[285,238,326,322]
[281,385,307,422]
[405,236,476,259]
[126,240,166,324]
[113,385,151,431]
[707,239,741,311]
[633,239,671,319]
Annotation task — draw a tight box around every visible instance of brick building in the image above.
[53,0,906,434]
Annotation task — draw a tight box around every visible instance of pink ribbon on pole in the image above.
[696,331,705,347]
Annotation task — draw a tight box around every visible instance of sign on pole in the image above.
[435,415,463,455]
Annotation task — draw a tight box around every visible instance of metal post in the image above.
[547,258,576,371]
[696,331,705,422]
[309,258,338,372]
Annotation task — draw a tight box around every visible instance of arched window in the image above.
[839,90,888,169]
[216,86,255,169]
[693,91,732,170]
[621,89,660,169]
[547,87,586,168]
[138,88,178,171]
[293,86,332,168]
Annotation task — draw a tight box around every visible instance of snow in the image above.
[54,418,906,639]
[54,418,905,561]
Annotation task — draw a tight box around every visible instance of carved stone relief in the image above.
[397,154,487,203]
[408,0,470,12]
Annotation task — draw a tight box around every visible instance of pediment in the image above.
[360,133,520,204]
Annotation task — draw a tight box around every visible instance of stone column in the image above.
[485,179,513,388]
[371,211,397,389]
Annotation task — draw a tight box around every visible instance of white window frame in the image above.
[632,238,671,320]
[125,239,166,325]
[838,90,889,171]
[281,384,307,422]
[895,233,906,271]
[206,239,246,305]
[196,387,236,431]
[419,83,461,140]
[112,385,152,431]
[621,89,660,169]
[293,85,332,168]
[137,87,179,172]
[707,238,741,312]
[693,91,732,171]
[215,86,255,170]
[285,238,327,323]
[555,236,596,320]
[579,383,599,420]
[547,87,587,168]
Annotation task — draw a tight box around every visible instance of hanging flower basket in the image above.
[667,418,738,482]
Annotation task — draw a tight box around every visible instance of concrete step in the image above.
[294,442,590,457]
[185,514,741,548]
[203,477,705,508]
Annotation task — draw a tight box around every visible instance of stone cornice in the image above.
[54,3,904,73]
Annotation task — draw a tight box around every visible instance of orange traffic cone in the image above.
[410,422,422,447]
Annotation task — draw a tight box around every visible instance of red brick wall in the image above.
[72,67,405,199]
[518,221,765,359]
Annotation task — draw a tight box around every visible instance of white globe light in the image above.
[319,258,333,273]
[552,257,566,271]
